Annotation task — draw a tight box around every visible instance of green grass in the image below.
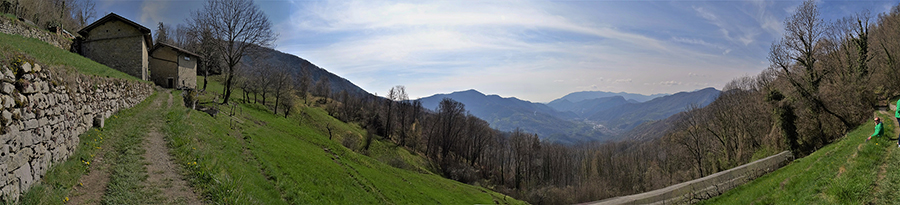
[701,112,898,204]
[165,78,523,204]
[16,92,164,205]
[1,13,14,20]
[4,30,519,203]
[0,32,137,80]
[100,91,167,204]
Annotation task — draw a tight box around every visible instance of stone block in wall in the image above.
[0,164,7,180]
[0,65,12,82]
[1,144,8,156]
[2,95,13,108]
[14,165,32,194]
[0,154,8,171]
[1,83,13,94]
[1,180,18,202]
[18,132,34,147]
[19,62,31,73]
[19,81,37,94]
[21,110,35,122]
[7,122,21,134]
[25,119,40,130]
[30,156,48,182]
[14,93,26,108]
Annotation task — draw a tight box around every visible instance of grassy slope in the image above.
[2,32,520,203]
[164,78,523,204]
[0,31,138,80]
[701,111,899,204]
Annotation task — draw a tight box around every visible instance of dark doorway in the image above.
[167,78,174,88]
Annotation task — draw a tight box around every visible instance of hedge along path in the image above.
[141,89,201,205]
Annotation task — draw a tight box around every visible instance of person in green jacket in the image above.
[869,117,884,142]
[896,99,900,147]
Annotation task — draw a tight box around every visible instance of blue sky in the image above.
[96,0,900,102]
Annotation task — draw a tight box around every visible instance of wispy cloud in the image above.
[139,1,167,26]
[271,0,895,101]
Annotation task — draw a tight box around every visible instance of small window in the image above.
[184,56,191,61]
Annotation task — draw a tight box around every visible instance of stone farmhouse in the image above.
[76,13,151,81]
[149,42,199,89]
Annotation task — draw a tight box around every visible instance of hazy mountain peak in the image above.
[457,89,484,95]
[552,90,668,104]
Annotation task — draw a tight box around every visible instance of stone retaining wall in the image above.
[587,151,794,205]
[0,16,73,51]
[0,60,152,202]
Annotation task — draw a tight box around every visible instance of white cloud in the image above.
[693,6,719,22]
[140,1,167,26]
[275,0,801,101]
[613,79,633,83]
[659,81,683,86]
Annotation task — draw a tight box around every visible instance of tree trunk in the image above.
[221,70,233,104]
[202,65,209,91]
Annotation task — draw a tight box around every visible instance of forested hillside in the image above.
[241,47,371,98]
[417,89,605,144]
[546,96,630,117]
[587,87,720,132]
[550,90,667,104]
[416,88,719,144]
[322,2,900,204]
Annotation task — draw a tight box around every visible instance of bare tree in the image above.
[769,0,852,136]
[314,77,331,102]
[185,24,222,91]
[296,68,312,105]
[172,24,190,48]
[71,0,96,29]
[673,104,709,177]
[190,0,276,104]
[272,64,293,114]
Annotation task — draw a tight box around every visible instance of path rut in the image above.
[67,135,112,205]
[142,90,201,204]
[67,89,201,204]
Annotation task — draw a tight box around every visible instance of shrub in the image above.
[341,133,358,150]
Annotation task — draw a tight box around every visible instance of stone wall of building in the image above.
[0,60,152,202]
[0,17,73,51]
[79,20,149,81]
[149,46,180,88]
[177,54,197,89]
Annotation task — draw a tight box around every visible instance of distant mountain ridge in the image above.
[550,91,668,104]
[586,87,720,132]
[546,96,630,118]
[417,90,605,144]
[417,88,720,144]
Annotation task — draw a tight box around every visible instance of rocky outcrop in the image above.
[0,16,73,51]
[0,60,152,202]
